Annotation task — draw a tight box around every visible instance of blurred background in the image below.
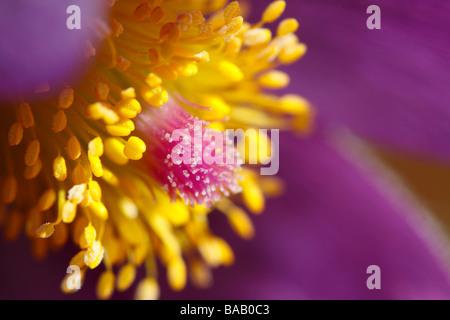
[1,0,450,299]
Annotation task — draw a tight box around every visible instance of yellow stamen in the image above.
[277,18,299,36]
[89,154,104,177]
[89,202,109,220]
[67,136,82,160]
[8,122,24,146]
[224,1,240,24]
[217,61,244,82]
[189,259,212,289]
[133,2,152,22]
[62,201,77,223]
[106,119,135,137]
[24,140,40,167]
[145,74,162,88]
[257,70,290,89]
[37,189,57,211]
[240,172,265,214]
[70,251,87,268]
[84,223,97,248]
[121,87,136,100]
[262,1,286,23]
[279,43,307,64]
[97,270,115,300]
[72,164,90,185]
[135,278,160,300]
[85,240,104,269]
[36,223,55,239]
[280,94,311,116]
[141,85,169,107]
[116,99,141,119]
[58,88,74,109]
[110,19,124,37]
[199,22,214,37]
[227,207,255,239]
[24,159,42,180]
[243,28,272,46]
[123,136,146,160]
[167,256,187,291]
[117,263,137,292]
[18,102,35,128]
[52,110,67,133]
[95,82,110,100]
[117,56,131,71]
[68,184,87,205]
[88,181,102,202]
[219,16,243,37]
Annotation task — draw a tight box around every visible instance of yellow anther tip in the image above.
[84,240,104,269]
[37,189,57,211]
[53,156,67,182]
[262,1,286,23]
[67,136,82,160]
[277,18,299,36]
[124,136,147,160]
[18,102,35,128]
[36,223,55,239]
[97,271,115,300]
[117,263,137,292]
[167,257,187,291]
[58,88,75,109]
[8,123,24,146]
[135,278,160,300]
[217,60,244,82]
[243,28,272,46]
[52,110,67,133]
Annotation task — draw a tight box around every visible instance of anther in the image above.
[18,102,35,128]
[58,88,74,109]
[53,156,67,181]
[150,7,166,24]
[25,140,40,167]
[224,1,240,24]
[262,1,286,23]
[67,136,81,160]
[52,110,67,133]
[133,2,152,21]
[8,122,24,146]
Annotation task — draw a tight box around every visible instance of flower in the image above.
[0,0,312,299]
[2,0,449,301]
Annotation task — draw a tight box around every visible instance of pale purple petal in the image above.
[0,0,107,100]
[274,0,450,160]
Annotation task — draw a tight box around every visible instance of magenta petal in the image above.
[0,0,107,99]
[273,0,450,160]
[161,133,450,300]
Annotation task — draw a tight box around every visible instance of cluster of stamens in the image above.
[0,0,311,299]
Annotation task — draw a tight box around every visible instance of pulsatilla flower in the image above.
[0,0,312,299]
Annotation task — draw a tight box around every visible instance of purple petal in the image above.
[0,0,108,100]
[265,0,450,160]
